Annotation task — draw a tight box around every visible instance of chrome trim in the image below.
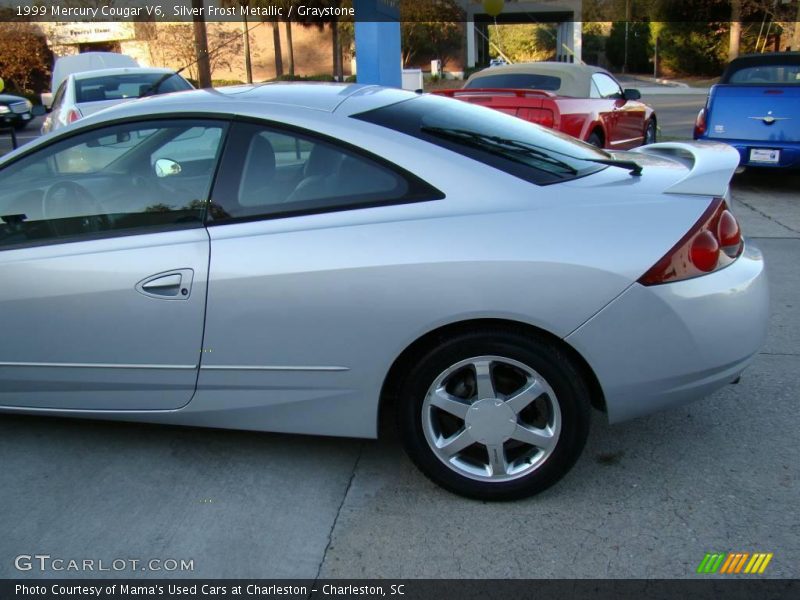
[201,365,349,372]
[748,116,789,124]
[0,361,197,370]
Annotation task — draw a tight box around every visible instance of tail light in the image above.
[638,198,743,286]
[693,108,707,138]
[66,108,82,124]
[518,108,555,129]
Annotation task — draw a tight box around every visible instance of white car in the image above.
[0,84,768,500]
[42,51,139,110]
[41,67,193,134]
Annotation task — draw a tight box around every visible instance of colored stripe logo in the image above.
[697,552,773,574]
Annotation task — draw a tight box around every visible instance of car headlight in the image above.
[0,105,10,114]
[24,99,32,110]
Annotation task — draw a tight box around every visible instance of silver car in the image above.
[41,67,193,135]
[0,84,768,500]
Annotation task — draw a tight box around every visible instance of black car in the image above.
[0,93,35,130]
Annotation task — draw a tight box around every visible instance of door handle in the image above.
[142,274,182,291]
[136,269,194,300]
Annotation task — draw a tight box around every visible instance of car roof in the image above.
[71,82,416,125]
[72,67,178,80]
[467,62,612,97]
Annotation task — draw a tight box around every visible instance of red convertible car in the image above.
[435,62,657,150]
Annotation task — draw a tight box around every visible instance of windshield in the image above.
[465,73,561,91]
[726,64,800,85]
[353,94,608,185]
[75,73,192,103]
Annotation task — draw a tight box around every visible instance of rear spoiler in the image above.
[631,141,740,196]
[432,88,557,99]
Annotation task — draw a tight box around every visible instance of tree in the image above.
[0,22,52,95]
[271,21,284,77]
[220,0,254,83]
[606,21,652,73]
[400,0,464,69]
[729,0,742,60]
[143,23,243,82]
[488,24,556,63]
[794,1,800,51]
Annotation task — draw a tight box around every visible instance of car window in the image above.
[589,79,601,99]
[354,94,608,186]
[51,81,66,112]
[152,127,223,164]
[74,73,192,103]
[726,64,800,85]
[0,119,228,249]
[208,122,440,221]
[465,73,562,91]
[591,73,623,99]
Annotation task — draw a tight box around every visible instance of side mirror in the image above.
[31,105,46,117]
[40,92,53,111]
[154,158,182,178]
[623,88,641,101]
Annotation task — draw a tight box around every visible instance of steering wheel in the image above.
[42,181,109,235]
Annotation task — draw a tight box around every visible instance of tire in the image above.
[587,131,604,148]
[397,329,591,501]
[13,121,27,131]
[644,120,657,145]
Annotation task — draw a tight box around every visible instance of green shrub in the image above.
[657,22,726,76]
[212,79,245,87]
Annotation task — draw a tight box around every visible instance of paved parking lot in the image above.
[1,102,798,580]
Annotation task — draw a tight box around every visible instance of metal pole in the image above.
[654,36,658,78]
[623,0,631,74]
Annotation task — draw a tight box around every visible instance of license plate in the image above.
[21,114,30,120]
[749,148,780,163]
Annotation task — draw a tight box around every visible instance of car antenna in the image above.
[141,21,265,97]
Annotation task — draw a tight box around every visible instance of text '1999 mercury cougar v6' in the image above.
[0,84,768,500]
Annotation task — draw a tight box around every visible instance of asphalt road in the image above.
[643,93,708,140]
[1,104,798,580]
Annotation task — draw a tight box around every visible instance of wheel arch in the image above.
[586,123,606,147]
[378,318,606,437]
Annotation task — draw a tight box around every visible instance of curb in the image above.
[639,86,710,95]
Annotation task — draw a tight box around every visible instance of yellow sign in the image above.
[0,77,4,93]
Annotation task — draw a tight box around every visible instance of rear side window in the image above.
[465,73,561,91]
[354,95,608,186]
[207,121,442,222]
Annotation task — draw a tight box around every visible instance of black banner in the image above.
[0,580,798,600]
[0,0,799,24]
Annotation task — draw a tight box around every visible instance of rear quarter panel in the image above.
[184,107,713,438]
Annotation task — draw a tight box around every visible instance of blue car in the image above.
[694,52,800,169]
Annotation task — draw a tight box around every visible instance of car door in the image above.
[592,73,645,149]
[0,118,229,410]
[195,121,442,437]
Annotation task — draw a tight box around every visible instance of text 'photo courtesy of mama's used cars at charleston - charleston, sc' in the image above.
[0,83,767,500]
